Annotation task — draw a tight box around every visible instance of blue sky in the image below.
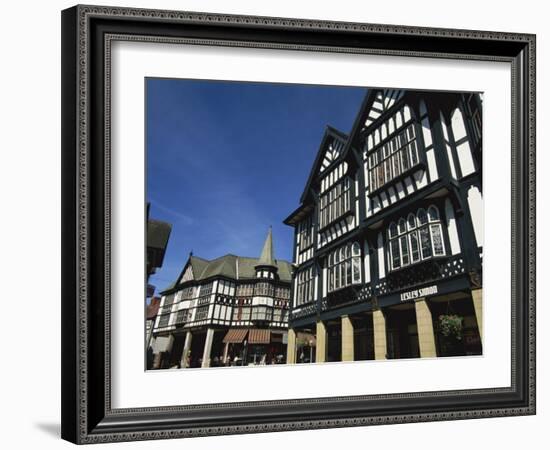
[147,78,367,293]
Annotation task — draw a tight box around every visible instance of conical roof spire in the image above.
[257,226,276,268]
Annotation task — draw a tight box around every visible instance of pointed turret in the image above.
[255,227,279,279]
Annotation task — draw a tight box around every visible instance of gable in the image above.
[299,126,349,203]
[364,89,404,128]
[319,138,345,174]
[181,265,194,282]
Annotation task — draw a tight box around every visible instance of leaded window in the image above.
[255,282,274,297]
[275,286,290,299]
[465,93,482,148]
[180,287,195,300]
[236,283,254,296]
[296,266,315,306]
[163,293,176,306]
[319,177,351,229]
[327,241,362,292]
[199,282,213,296]
[175,309,189,324]
[194,305,209,321]
[251,306,272,322]
[157,313,171,328]
[367,123,420,192]
[387,205,446,271]
[298,215,315,251]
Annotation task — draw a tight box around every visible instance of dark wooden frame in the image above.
[61,4,536,444]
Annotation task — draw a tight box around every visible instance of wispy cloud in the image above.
[148,197,194,226]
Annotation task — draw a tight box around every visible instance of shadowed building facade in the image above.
[150,228,292,369]
[284,88,483,364]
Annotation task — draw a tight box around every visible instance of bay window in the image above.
[387,205,446,271]
[327,241,362,292]
[367,123,420,192]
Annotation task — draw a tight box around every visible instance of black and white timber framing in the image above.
[149,228,292,369]
[284,88,483,362]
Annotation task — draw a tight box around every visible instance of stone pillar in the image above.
[201,328,215,368]
[341,316,355,361]
[471,288,483,342]
[180,331,192,368]
[373,310,388,360]
[316,321,327,363]
[414,299,437,358]
[286,329,297,364]
[223,342,230,365]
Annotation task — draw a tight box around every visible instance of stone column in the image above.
[223,342,230,365]
[414,299,437,358]
[341,315,355,361]
[286,329,297,364]
[471,288,483,342]
[373,310,388,360]
[201,328,215,368]
[316,321,327,363]
[180,331,192,368]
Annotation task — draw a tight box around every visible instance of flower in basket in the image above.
[438,314,463,340]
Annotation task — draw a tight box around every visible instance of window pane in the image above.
[401,147,410,170]
[428,205,439,222]
[352,257,361,283]
[391,239,401,269]
[407,213,416,230]
[431,224,445,256]
[410,231,420,262]
[352,242,361,256]
[392,153,401,177]
[409,141,419,165]
[389,222,398,238]
[419,227,432,259]
[400,236,410,266]
[417,208,428,225]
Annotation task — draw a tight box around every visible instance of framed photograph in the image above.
[61,4,536,444]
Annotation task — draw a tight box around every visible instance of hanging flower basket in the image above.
[438,314,463,340]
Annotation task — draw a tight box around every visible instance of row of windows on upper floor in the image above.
[294,205,451,307]
[157,303,290,328]
[163,281,290,307]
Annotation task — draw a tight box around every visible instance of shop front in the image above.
[222,328,287,366]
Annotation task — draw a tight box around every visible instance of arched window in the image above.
[417,208,428,225]
[428,205,439,221]
[398,218,407,234]
[327,241,362,292]
[388,222,398,239]
[387,205,446,271]
[407,213,416,230]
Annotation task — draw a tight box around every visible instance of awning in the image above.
[248,329,271,344]
[223,328,248,344]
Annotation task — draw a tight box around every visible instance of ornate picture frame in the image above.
[61,5,536,444]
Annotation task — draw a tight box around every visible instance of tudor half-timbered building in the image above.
[285,88,483,363]
[149,228,292,369]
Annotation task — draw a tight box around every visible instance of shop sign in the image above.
[400,284,438,302]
